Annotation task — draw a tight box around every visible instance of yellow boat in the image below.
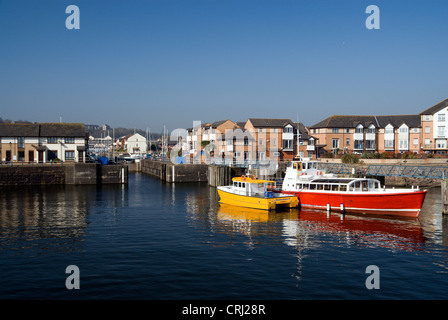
[217,175,299,210]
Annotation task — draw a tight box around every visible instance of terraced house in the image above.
[0,123,88,163]
[308,98,448,156]
[420,98,448,154]
[183,118,318,163]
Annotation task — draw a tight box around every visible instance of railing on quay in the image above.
[318,162,448,179]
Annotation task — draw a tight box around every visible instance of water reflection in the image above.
[0,184,128,256]
[184,186,443,254]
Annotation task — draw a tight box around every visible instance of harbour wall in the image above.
[141,160,209,183]
[0,163,128,186]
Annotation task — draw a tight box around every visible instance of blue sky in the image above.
[0,0,447,133]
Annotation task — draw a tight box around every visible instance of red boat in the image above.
[280,159,427,218]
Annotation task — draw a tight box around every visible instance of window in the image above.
[48,137,58,144]
[385,126,394,134]
[399,140,409,150]
[355,140,364,149]
[346,138,350,146]
[437,140,446,149]
[384,140,394,148]
[258,138,263,146]
[413,138,418,146]
[439,114,446,121]
[17,137,24,148]
[332,139,339,149]
[244,137,249,146]
[284,139,293,149]
[272,128,276,133]
[355,125,363,133]
[366,140,375,149]
[18,151,25,161]
[425,126,430,133]
[332,128,339,133]
[272,138,276,146]
[399,126,408,133]
[346,128,350,133]
[259,128,263,133]
[65,151,75,160]
[309,138,314,146]
[367,126,375,133]
[438,126,446,137]
[284,126,293,133]
[257,152,265,160]
[425,115,430,121]
[425,138,430,145]
[65,137,75,144]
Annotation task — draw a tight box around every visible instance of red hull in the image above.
[281,190,427,218]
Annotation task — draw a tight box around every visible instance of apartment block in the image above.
[182,118,318,163]
[420,98,448,154]
[309,115,421,155]
[308,98,448,156]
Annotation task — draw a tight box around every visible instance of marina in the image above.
[1,172,448,299]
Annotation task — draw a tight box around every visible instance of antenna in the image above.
[296,112,301,157]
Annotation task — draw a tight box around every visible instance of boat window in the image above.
[324,184,330,191]
[303,184,309,190]
[234,181,237,187]
[309,184,316,190]
[362,181,368,191]
[340,185,347,192]
[317,184,323,190]
[348,184,354,191]
[238,182,242,188]
[331,185,339,191]
[376,182,380,189]
[354,181,361,191]
[368,180,375,190]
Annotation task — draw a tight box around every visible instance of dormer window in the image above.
[284,125,293,133]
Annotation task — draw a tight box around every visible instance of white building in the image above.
[126,133,147,156]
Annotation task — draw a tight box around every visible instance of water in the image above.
[1,172,448,300]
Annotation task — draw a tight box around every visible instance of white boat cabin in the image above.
[228,177,276,197]
[290,177,383,193]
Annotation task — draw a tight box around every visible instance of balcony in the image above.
[306,145,315,151]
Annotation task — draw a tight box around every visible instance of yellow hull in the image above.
[217,188,299,210]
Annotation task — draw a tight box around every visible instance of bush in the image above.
[341,153,359,164]
[403,152,416,159]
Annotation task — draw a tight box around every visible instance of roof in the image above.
[293,122,312,140]
[376,115,421,128]
[309,115,378,128]
[0,123,40,137]
[39,123,86,137]
[232,176,275,183]
[0,123,86,137]
[210,120,236,128]
[247,118,293,127]
[419,98,448,115]
[310,115,420,128]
